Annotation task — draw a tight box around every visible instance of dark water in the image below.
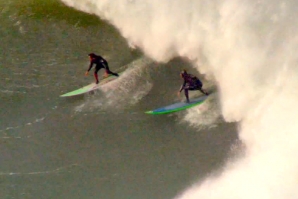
[0,1,237,198]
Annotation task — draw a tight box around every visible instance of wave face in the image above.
[60,0,298,199]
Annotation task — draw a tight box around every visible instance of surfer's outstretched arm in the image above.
[85,62,94,76]
[87,62,94,72]
[179,80,186,92]
[177,83,185,95]
[177,81,186,98]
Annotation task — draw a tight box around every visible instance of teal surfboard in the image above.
[60,74,121,97]
[145,95,208,115]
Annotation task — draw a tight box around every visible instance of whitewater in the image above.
[60,0,298,199]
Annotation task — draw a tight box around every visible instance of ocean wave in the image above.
[60,0,298,198]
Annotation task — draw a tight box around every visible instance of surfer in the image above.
[85,53,119,84]
[178,69,208,103]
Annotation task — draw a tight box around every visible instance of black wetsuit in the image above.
[87,55,119,77]
[179,73,208,102]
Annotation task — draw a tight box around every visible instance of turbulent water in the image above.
[2,0,297,199]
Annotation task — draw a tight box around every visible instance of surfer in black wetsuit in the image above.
[85,53,119,84]
[178,69,208,103]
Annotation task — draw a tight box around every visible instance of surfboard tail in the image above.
[145,111,153,114]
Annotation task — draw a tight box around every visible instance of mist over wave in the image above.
[61,0,298,198]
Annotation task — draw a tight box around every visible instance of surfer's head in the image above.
[88,53,96,61]
[180,69,188,78]
[88,53,96,58]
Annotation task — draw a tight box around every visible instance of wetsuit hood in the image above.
[180,69,188,78]
[88,53,96,58]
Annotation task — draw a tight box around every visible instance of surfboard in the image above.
[60,74,121,97]
[145,95,208,115]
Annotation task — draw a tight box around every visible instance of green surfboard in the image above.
[60,73,121,97]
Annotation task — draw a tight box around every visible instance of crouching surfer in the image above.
[85,53,119,84]
[177,69,208,103]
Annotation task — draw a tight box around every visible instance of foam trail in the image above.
[61,0,298,198]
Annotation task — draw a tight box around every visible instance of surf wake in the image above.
[61,0,298,198]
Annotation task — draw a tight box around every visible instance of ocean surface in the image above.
[2,0,298,199]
